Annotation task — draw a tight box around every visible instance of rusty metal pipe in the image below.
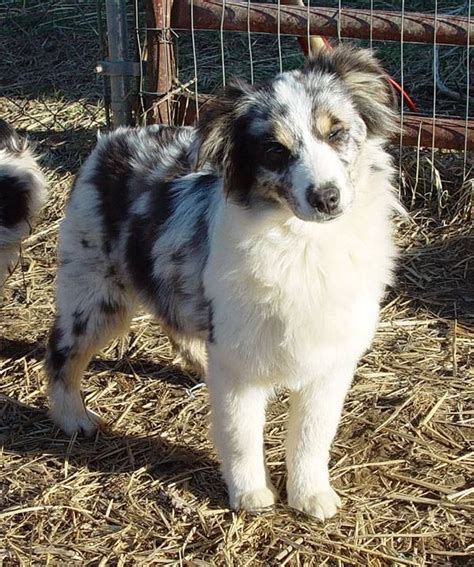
[401,115,473,151]
[170,0,472,46]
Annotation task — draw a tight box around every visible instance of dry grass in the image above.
[1,0,474,565]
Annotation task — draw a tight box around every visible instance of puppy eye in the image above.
[265,142,287,154]
[328,126,344,141]
[260,141,292,171]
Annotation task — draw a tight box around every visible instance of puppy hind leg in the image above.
[46,336,101,437]
[0,243,21,302]
[168,332,207,376]
[45,291,135,436]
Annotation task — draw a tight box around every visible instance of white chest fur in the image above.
[204,186,396,387]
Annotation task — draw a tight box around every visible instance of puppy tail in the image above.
[0,119,28,155]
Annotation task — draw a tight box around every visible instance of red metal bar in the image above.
[402,115,473,151]
[170,0,472,46]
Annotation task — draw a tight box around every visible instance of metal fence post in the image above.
[105,0,132,127]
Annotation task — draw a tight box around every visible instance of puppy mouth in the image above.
[295,209,344,223]
[315,211,344,222]
[274,186,347,223]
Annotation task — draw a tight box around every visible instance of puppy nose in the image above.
[306,184,340,215]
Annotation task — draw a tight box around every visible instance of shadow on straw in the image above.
[1,395,226,509]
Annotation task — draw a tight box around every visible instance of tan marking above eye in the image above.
[272,122,294,151]
[313,110,346,140]
[314,110,335,138]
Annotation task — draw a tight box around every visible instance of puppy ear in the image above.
[195,79,253,169]
[333,47,398,138]
[307,47,398,139]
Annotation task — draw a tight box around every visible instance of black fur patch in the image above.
[256,137,294,174]
[126,214,158,303]
[91,135,134,244]
[72,310,88,336]
[100,299,121,315]
[81,238,90,248]
[0,172,30,228]
[225,109,295,207]
[150,178,175,229]
[225,113,259,206]
[103,241,112,256]
[46,322,71,380]
[193,212,208,252]
[208,301,215,344]
[126,177,174,308]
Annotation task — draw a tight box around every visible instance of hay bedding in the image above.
[0,6,473,563]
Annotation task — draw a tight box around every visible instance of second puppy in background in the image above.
[0,120,47,299]
[45,46,402,521]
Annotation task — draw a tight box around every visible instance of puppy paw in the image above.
[232,487,277,512]
[288,486,341,521]
[50,405,102,437]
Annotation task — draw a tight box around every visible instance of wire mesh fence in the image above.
[140,1,472,150]
[1,1,109,132]
[0,0,114,205]
[3,2,471,176]
[136,0,472,221]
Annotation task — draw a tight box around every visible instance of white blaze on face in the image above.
[273,74,356,221]
[290,139,353,220]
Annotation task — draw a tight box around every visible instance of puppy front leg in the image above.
[286,367,354,521]
[207,350,276,512]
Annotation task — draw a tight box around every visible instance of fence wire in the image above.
[137,0,472,218]
[139,7,470,123]
[1,1,109,132]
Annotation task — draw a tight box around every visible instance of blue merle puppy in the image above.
[0,119,47,299]
[45,46,401,521]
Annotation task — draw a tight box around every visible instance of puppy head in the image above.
[196,46,397,222]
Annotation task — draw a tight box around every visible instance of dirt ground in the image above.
[1,1,473,565]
